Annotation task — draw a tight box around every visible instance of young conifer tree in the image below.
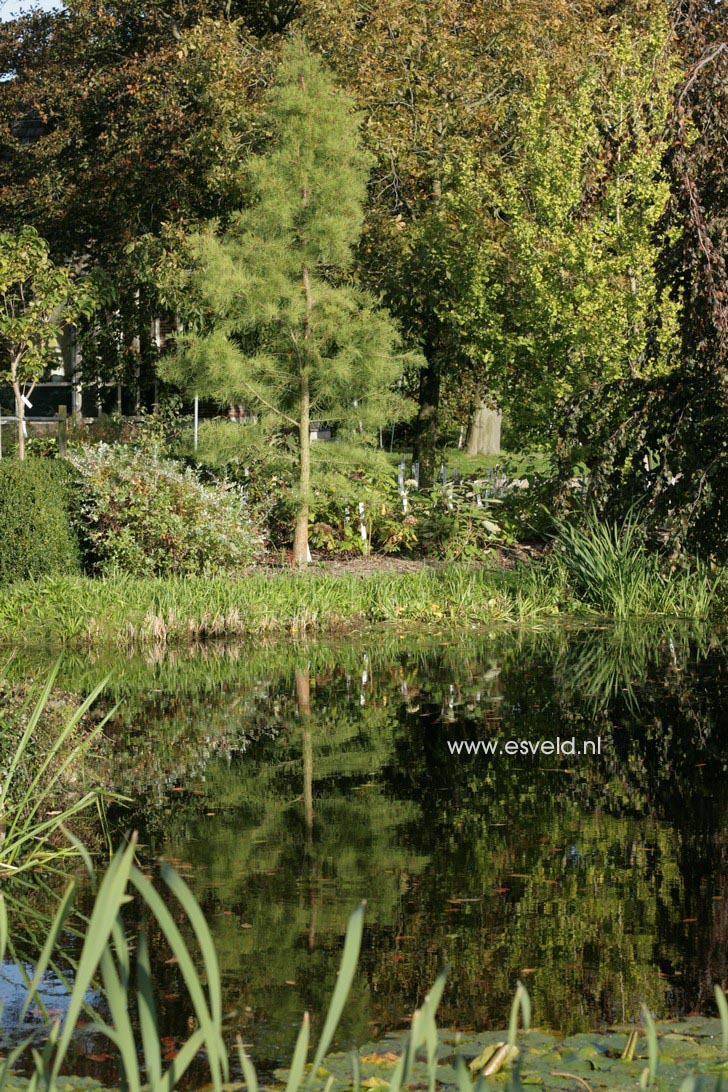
[162,37,414,567]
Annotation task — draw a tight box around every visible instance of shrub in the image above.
[189,424,506,557]
[0,458,82,585]
[68,443,262,577]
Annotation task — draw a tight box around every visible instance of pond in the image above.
[4,623,728,1080]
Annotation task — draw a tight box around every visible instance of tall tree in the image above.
[160,38,414,567]
[443,7,681,443]
[0,4,278,402]
[299,0,611,476]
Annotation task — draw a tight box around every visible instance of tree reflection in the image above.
[59,625,728,1061]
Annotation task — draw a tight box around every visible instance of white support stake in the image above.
[193,395,199,451]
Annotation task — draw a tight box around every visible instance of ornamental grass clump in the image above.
[68,443,262,577]
[551,507,718,618]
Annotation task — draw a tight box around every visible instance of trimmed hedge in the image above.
[0,458,82,584]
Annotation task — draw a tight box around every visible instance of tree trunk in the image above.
[412,358,440,487]
[293,369,310,568]
[12,380,25,461]
[294,254,313,569]
[466,400,502,456]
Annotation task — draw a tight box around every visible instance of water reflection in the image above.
[5,625,728,1071]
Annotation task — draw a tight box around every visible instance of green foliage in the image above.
[0,837,228,1091]
[67,443,261,577]
[551,508,720,618]
[0,661,113,876]
[189,426,504,557]
[0,458,82,585]
[0,566,563,648]
[160,36,417,563]
[0,227,101,458]
[553,5,728,562]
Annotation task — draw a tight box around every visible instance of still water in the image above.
[6,624,728,1073]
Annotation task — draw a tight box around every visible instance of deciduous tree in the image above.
[0,227,98,458]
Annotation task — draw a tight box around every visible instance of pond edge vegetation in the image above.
[0,554,725,651]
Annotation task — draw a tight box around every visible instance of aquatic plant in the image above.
[4,836,728,1089]
[0,661,114,877]
[0,835,227,1091]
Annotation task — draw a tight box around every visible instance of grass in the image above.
[0,553,724,650]
[551,508,723,620]
[0,566,561,649]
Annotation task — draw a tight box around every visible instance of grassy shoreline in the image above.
[0,561,725,649]
[0,565,555,649]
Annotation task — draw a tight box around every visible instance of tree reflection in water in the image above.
[6,625,728,1070]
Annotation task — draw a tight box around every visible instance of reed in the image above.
[0,835,228,1092]
[0,555,724,652]
[551,509,722,619]
[0,660,117,876]
[0,567,551,650]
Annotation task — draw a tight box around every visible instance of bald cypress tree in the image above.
[163,37,413,567]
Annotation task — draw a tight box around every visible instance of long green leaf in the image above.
[100,941,142,1092]
[130,867,227,1090]
[0,660,60,810]
[0,893,6,964]
[20,880,77,1020]
[137,925,163,1090]
[161,862,223,1028]
[51,836,137,1080]
[286,1012,311,1092]
[158,1027,208,1092]
[641,1003,659,1086]
[716,985,728,1052]
[237,1034,259,1092]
